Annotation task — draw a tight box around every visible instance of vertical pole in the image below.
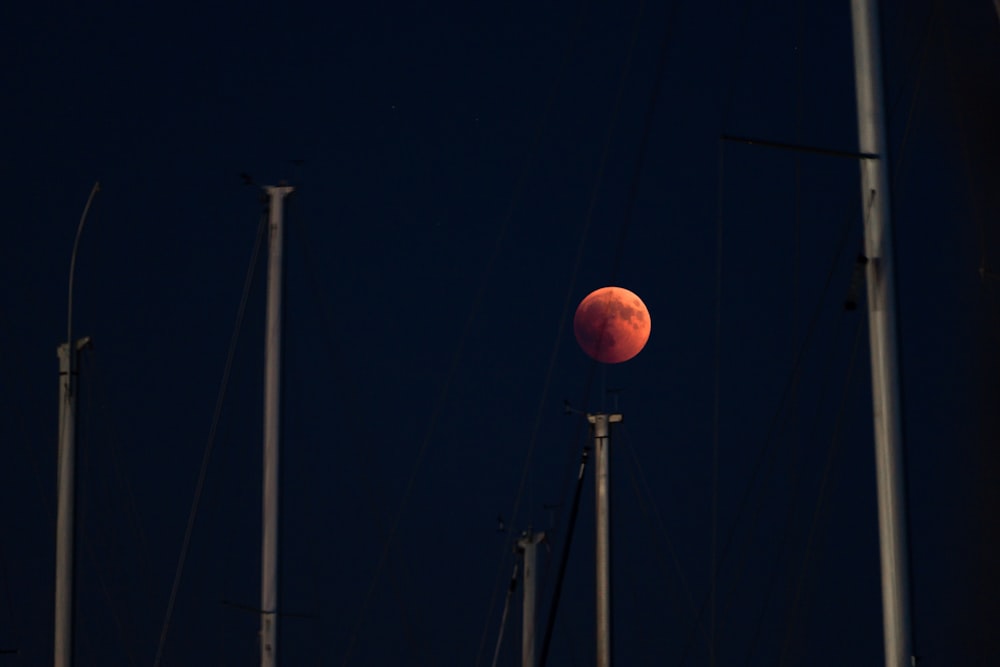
[54,342,77,667]
[518,532,545,667]
[261,184,293,667]
[849,3,912,667]
[589,413,621,667]
[55,181,98,667]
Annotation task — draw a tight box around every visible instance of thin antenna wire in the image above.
[152,208,267,667]
[709,137,725,667]
[489,563,519,667]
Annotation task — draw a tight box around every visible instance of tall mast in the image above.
[54,339,88,667]
[517,531,545,667]
[849,3,913,666]
[589,412,621,667]
[55,182,98,667]
[261,184,293,667]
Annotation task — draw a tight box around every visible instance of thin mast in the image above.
[517,531,544,667]
[261,184,293,667]
[54,339,87,667]
[849,2,913,667]
[55,182,98,667]
[589,412,621,667]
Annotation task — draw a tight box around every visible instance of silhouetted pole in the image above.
[261,184,293,667]
[55,182,98,667]
[54,338,88,667]
[518,531,545,667]
[589,413,621,667]
[849,2,912,666]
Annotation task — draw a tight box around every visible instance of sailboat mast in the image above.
[54,339,86,667]
[517,531,545,667]
[55,182,98,667]
[589,412,621,667]
[261,184,293,667]
[849,2,912,666]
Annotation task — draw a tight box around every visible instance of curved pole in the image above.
[55,180,99,667]
[66,181,100,350]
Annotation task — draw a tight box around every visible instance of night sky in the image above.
[2,1,998,666]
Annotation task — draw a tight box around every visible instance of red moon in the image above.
[573,286,651,364]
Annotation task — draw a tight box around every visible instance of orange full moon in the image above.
[573,286,651,364]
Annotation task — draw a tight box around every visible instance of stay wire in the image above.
[532,0,673,658]
[152,206,268,667]
[678,198,857,666]
[731,312,852,663]
[719,0,808,656]
[351,0,587,653]
[286,203,424,666]
[538,1,683,660]
[608,0,683,285]
[619,425,705,646]
[710,138,724,667]
[469,2,593,664]
[777,316,866,666]
[489,563,519,667]
[537,446,590,667]
[79,349,150,665]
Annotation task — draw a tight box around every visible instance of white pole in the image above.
[261,184,293,667]
[518,531,545,667]
[589,413,621,667]
[849,3,912,667]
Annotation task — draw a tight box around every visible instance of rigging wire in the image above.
[777,317,867,666]
[77,352,139,665]
[535,0,685,661]
[677,195,858,665]
[731,311,853,663]
[619,426,705,647]
[489,563,520,667]
[495,0,686,661]
[537,447,590,667]
[286,202,424,665]
[709,137,724,667]
[468,1,594,663]
[152,206,268,667]
[77,349,152,666]
[699,1,939,660]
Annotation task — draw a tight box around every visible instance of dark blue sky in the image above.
[2,1,998,665]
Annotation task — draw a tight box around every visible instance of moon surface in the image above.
[573,286,651,364]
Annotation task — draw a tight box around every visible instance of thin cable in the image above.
[501,0,644,593]
[489,563,519,667]
[777,317,866,666]
[538,447,590,667]
[465,0,595,661]
[709,136,724,667]
[620,427,704,645]
[79,350,150,665]
[287,204,424,665]
[733,312,852,663]
[152,208,267,667]
[677,203,856,665]
[608,0,683,284]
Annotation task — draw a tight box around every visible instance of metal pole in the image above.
[261,184,293,667]
[589,413,621,667]
[518,531,545,667]
[849,3,912,667]
[56,182,98,667]
[54,342,78,667]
